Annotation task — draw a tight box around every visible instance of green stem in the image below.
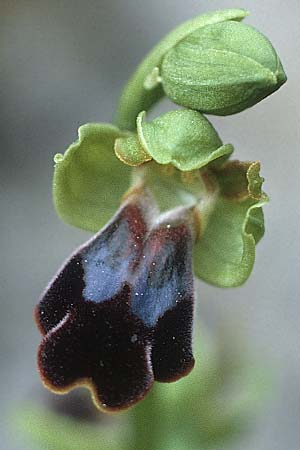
[130,388,163,450]
[115,9,248,131]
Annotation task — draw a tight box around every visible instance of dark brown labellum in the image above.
[35,193,195,411]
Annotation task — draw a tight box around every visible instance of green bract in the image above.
[53,124,131,232]
[115,110,233,171]
[161,20,287,115]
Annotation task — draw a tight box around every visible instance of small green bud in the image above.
[161,20,287,115]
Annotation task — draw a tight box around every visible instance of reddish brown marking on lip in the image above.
[201,169,218,194]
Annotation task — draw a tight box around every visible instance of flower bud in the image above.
[116,8,249,130]
[160,20,286,115]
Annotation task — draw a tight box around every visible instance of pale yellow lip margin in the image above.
[38,369,155,414]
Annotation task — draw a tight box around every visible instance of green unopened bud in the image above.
[116,10,286,129]
[116,8,248,130]
[161,20,287,115]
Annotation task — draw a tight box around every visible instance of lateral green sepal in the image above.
[53,123,131,232]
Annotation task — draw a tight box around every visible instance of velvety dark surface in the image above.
[151,299,194,382]
[39,285,154,410]
[132,223,195,381]
[36,254,85,335]
[36,197,195,410]
[36,201,147,335]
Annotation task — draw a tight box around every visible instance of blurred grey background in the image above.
[1,1,299,449]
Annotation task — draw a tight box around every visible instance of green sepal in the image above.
[193,161,268,287]
[115,9,248,130]
[53,123,131,232]
[161,20,287,115]
[115,110,233,171]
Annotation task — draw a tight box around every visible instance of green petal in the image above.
[115,110,233,171]
[138,110,233,171]
[193,161,268,287]
[114,133,152,167]
[215,160,264,201]
[53,124,131,232]
[115,9,248,130]
[161,21,286,115]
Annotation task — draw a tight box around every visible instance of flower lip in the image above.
[36,191,195,411]
[132,218,195,382]
[38,284,155,412]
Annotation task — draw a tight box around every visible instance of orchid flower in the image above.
[35,8,286,412]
